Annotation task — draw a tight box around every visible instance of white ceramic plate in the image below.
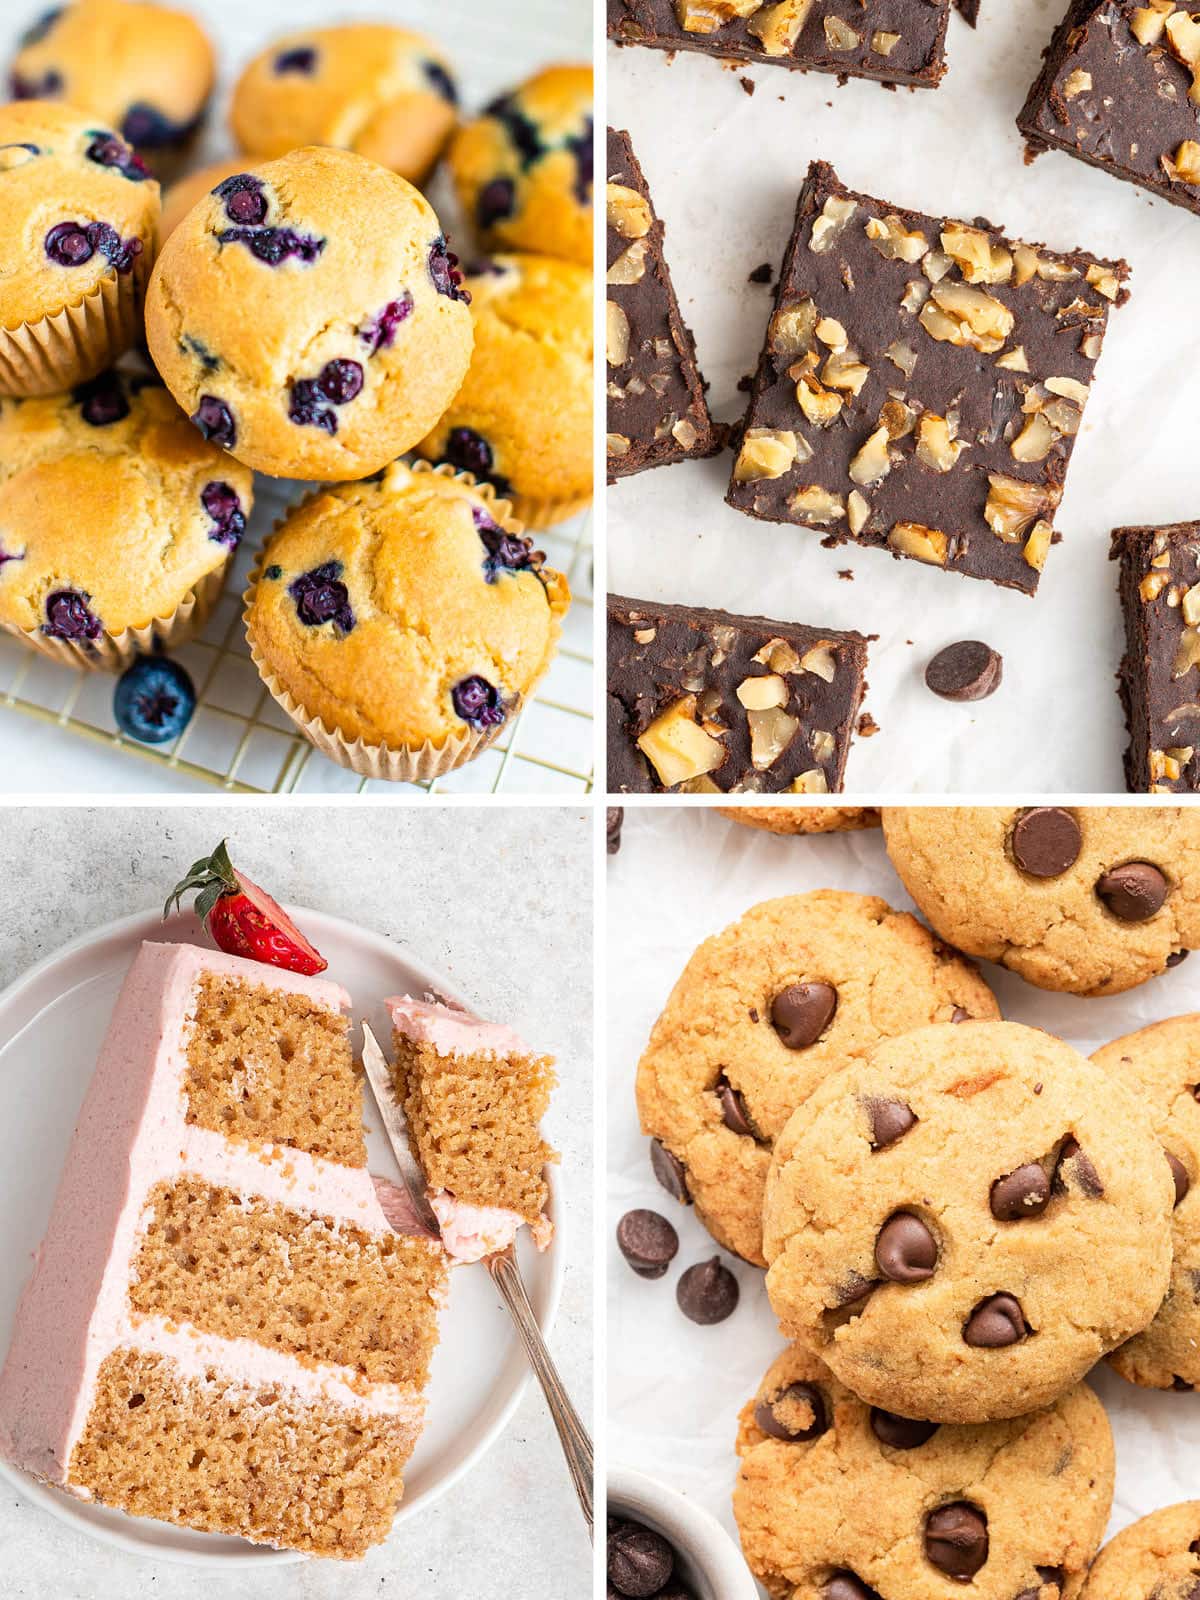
[0,907,563,1567]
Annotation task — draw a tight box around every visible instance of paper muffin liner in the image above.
[3,561,227,674]
[506,486,593,531]
[243,460,570,784]
[0,247,152,398]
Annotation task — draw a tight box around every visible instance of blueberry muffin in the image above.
[415,253,592,528]
[159,157,248,244]
[144,147,474,480]
[0,100,159,395]
[448,64,592,266]
[230,24,458,187]
[9,0,216,176]
[244,459,570,781]
[0,367,252,668]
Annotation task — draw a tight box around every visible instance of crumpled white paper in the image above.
[607,809,1200,1583]
[607,2,1200,793]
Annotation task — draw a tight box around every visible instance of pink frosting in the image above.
[429,1192,524,1265]
[0,942,431,1490]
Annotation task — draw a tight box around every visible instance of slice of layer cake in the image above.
[388,996,557,1264]
[0,942,446,1559]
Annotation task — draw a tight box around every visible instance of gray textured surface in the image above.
[0,804,593,1599]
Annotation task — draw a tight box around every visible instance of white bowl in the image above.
[608,1465,759,1600]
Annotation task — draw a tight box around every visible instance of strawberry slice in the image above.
[164,840,328,975]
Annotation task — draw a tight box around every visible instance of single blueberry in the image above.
[428,236,470,302]
[274,45,317,74]
[114,656,196,743]
[566,115,593,204]
[43,588,101,641]
[19,6,63,48]
[44,221,93,266]
[477,177,516,230]
[10,67,63,99]
[289,562,355,632]
[316,359,363,404]
[358,294,413,354]
[216,225,324,265]
[85,220,142,273]
[200,481,245,549]
[183,334,220,371]
[484,94,543,165]
[121,102,198,150]
[422,59,457,105]
[226,186,267,224]
[478,521,533,583]
[73,370,129,427]
[443,427,510,494]
[84,130,149,180]
[288,379,337,434]
[264,564,282,581]
[452,675,505,730]
[190,395,236,448]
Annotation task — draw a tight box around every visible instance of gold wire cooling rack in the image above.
[0,482,594,796]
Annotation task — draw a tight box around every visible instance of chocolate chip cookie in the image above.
[636,891,999,1266]
[883,807,1200,996]
[763,1020,1174,1422]
[1079,1505,1200,1600]
[734,1345,1114,1600]
[1092,1015,1200,1390]
[717,807,880,836]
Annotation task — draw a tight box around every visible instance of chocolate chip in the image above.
[1010,807,1081,878]
[770,982,837,1048]
[963,1293,1028,1347]
[875,1212,937,1282]
[1169,950,1191,969]
[951,1007,970,1023]
[1016,1568,1066,1600]
[1054,1137,1104,1197]
[925,1502,989,1578]
[826,1572,882,1600]
[650,1139,690,1205]
[1173,1375,1195,1391]
[676,1257,738,1325]
[990,1162,1050,1221]
[608,1521,674,1597]
[1168,1151,1191,1208]
[753,1381,828,1442]
[924,640,1003,702]
[616,1210,679,1280]
[607,807,624,854]
[1095,862,1169,922]
[865,1097,917,1150]
[716,1073,757,1137]
[870,1408,938,1449]
[835,1273,878,1307]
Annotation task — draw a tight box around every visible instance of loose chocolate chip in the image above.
[607,1520,673,1597]
[1095,862,1169,922]
[990,1162,1050,1221]
[607,807,624,855]
[616,1210,678,1280]
[875,1212,937,1283]
[1169,950,1191,969]
[1174,1375,1196,1391]
[649,1139,690,1204]
[865,1097,917,1150]
[826,1572,882,1600]
[1036,1567,1065,1593]
[1054,1137,1104,1197]
[924,640,1003,702]
[676,1257,738,1325]
[870,1408,938,1449]
[925,1502,989,1579]
[1011,807,1082,878]
[753,1381,828,1442]
[770,982,837,1048]
[963,1293,1028,1347]
[1168,1151,1191,1208]
[716,1074,756,1137]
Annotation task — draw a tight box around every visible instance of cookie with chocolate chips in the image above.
[734,1345,1114,1600]
[1093,1016,1200,1391]
[882,807,1200,996]
[1080,1505,1200,1600]
[762,1020,1174,1422]
[716,806,880,836]
[636,891,999,1266]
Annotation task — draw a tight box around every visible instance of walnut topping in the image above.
[810,195,857,254]
[607,433,630,456]
[821,347,869,396]
[800,643,838,681]
[984,473,1060,541]
[607,301,630,366]
[1183,583,1200,626]
[737,673,788,710]
[847,490,870,536]
[789,485,846,524]
[879,398,917,439]
[871,30,900,55]
[753,637,803,673]
[815,316,848,350]
[633,627,656,643]
[789,769,830,794]
[1010,413,1058,463]
[770,298,817,359]
[849,426,892,487]
[1045,375,1090,405]
[1132,0,1174,45]
[900,279,930,314]
[886,340,918,377]
[636,696,726,786]
[916,414,966,472]
[1063,68,1092,97]
[809,730,835,762]
[940,223,1013,286]
[1085,263,1120,301]
[608,239,648,285]
[1151,746,1194,783]
[889,523,949,565]
[734,428,801,482]
[919,282,1015,354]
[748,706,799,769]
[1140,571,1170,603]
[1023,520,1053,572]
[607,184,652,240]
[1168,140,1200,185]
[747,0,812,53]
[866,214,929,264]
[823,15,860,49]
[996,346,1030,373]
[672,417,699,450]
[674,0,762,32]
[795,368,843,426]
[1176,629,1200,679]
[1166,9,1200,104]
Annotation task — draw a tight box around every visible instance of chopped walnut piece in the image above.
[607,300,630,367]
[636,696,727,787]
[871,30,900,55]
[885,340,918,377]
[816,315,849,350]
[866,215,929,264]
[747,0,812,53]
[1166,10,1200,104]
[608,239,648,285]
[1183,583,1200,626]
[633,627,656,643]
[788,769,830,794]
[879,398,917,439]
[810,195,857,254]
[900,279,930,314]
[1131,0,1174,45]
[607,433,631,456]
[916,414,966,472]
[847,490,870,536]
[1045,375,1090,405]
[821,348,870,396]
[984,473,1059,541]
[919,281,1015,354]
[736,673,788,710]
[1023,520,1053,571]
[809,730,836,762]
[734,428,802,482]
[889,523,949,565]
[996,346,1030,373]
[607,184,652,240]
[940,223,1013,286]
[674,0,763,32]
[823,15,860,49]
[1169,140,1200,185]
[1085,263,1121,301]
[770,299,817,359]
[1063,69,1092,98]
[1010,412,1058,463]
[849,426,892,487]
[796,373,844,427]
[788,485,846,523]
[1141,571,1171,602]
[800,642,838,682]
[753,637,803,673]
[1176,629,1200,679]
[748,706,799,769]
[672,417,699,449]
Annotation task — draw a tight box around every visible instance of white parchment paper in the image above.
[606,1,1200,793]
[607,809,1200,1587]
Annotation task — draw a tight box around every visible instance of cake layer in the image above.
[130,1179,443,1387]
[72,1347,417,1559]
[185,970,363,1167]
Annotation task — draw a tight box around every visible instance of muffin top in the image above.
[449,64,592,266]
[230,24,458,185]
[0,368,253,640]
[144,146,474,481]
[417,253,593,514]
[9,0,215,157]
[246,459,570,752]
[0,99,160,329]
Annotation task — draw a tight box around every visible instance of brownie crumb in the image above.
[748,262,772,285]
[736,373,754,393]
[857,712,880,738]
[837,569,853,581]
[739,75,755,95]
